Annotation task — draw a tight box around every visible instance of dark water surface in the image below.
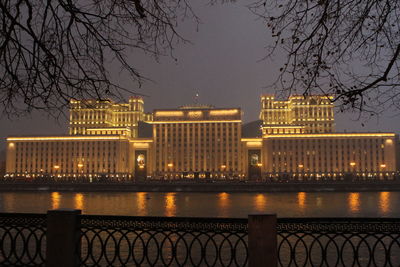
[0,191,398,217]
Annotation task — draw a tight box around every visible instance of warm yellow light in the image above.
[380,164,386,168]
[7,136,124,141]
[54,165,60,169]
[188,111,203,117]
[139,166,145,169]
[298,164,304,168]
[221,165,227,169]
[263,133,395,138]
[350,162,356,166]
[150,120,241,124]
[241,138,263,142]
[155,111,184,117]
[257,163,263,167]
[209,109,239,116]
[167,163,173,168]
[246,141,262,147]
[77,163,84,168]
[385,139,393,145]
[8,143,15,148]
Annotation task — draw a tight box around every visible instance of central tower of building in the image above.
[150,105,242,178]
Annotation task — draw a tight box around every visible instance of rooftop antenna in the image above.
[194,92,199,104]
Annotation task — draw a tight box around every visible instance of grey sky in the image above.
[1,2,399,151]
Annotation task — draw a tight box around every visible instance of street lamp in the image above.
[77,163,84,178]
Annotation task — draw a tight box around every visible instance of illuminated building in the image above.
[4,94,399,180]
[150,106,242,178]
[261,133,397,180]
[260,95,334,134]
[243,95,398,180]
[69,96,150,137]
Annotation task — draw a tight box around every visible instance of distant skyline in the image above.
[1,1,399,151]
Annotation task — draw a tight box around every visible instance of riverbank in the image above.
[1,181,400,192]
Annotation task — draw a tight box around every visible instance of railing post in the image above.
[46,209,81,267]
[248,214,277,267]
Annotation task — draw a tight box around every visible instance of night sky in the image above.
[1,2,399,151]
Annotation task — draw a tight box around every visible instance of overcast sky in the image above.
[1,2,399,151]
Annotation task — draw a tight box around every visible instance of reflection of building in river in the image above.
[218,192,230,217]
[4,95,399,181]
[254,194,267,212]
[51,192,61,210]
[297,192,306,210]
[379,192,390,215]
[348,192,360,213]
[136,192,148,216]
[74,193,84,210]
[164,193,176,217]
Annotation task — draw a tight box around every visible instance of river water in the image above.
[0,191,398,217]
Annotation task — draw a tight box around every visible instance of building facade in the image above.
[150,106,242,179]
[4,95,399,180]
[260,95,334,134]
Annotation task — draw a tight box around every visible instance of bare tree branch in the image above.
[0,0,198,117]
[251,0,400,113]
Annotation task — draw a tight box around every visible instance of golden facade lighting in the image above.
[7,136,125,141]
[155,111,184,117]
[150,120,242,124]
[209,109,239,116]
[263,133,396,138]
[188,111,203,117]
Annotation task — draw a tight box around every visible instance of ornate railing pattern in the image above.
[0,212,399,267]
[277,218,400,267]
[79,215,248,266]
[0,213,46,266]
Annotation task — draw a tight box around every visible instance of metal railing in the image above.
[0,213,46,266]
[0,211,399,266]
[277,218,400,267]
[80,215,248,266]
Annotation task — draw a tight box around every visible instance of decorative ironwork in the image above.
[79,215,248,266]
[0,213,46,266]
[0,212,399,266]
[277,218,400,267]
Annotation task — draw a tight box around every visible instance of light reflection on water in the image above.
[254,194,267,212]
[379,191,390,215]
[51,192,61,210]
[136,192,147,216]
[74,193,84,210]
[297,192,306,210]
[218,192,230,217]
[1,191,399,217]
[348,192,360,213]
[164,192,176,217]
